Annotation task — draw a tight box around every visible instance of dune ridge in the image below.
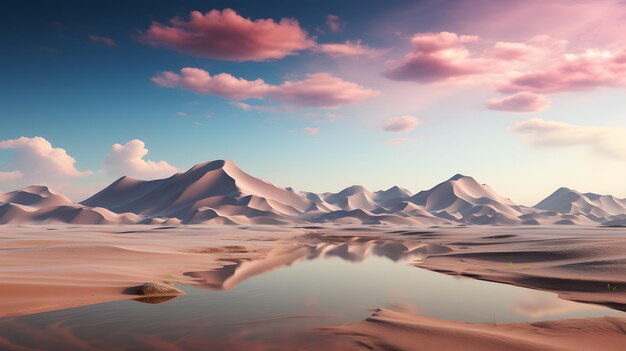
[1,160,625,225]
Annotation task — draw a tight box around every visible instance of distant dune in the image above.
[0,160,624,226]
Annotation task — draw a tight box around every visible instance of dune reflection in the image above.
[185,238,450,290]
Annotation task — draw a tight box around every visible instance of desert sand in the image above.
[0,224,625,350]
[322,308,626,351]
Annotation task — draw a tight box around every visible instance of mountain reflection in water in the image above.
[0,239,623,351]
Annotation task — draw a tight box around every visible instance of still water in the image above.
[0,250,623,350]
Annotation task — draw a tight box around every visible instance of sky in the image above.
[1,0,626,205]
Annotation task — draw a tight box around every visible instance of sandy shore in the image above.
[0,225,298,316]
[409,226,626,309]
[0,224,625,349]
[321,308,626,351]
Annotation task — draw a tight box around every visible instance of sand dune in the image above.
[322,308,626,351]
[1,225,625,350]
[409,174,523,221]
[0,201,140,225]
[1,160,625,225]
[415,226,626,310]
[0,186,73,208]
[375,185,412,200]
[323,185,380,211]
[0,186,141,225]
[536,187,626,221]
[81,160,314,225]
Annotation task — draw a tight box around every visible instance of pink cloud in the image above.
[486,92,550,112]
[104,139,178,179]
[383,115,420,132]
[383,30,626,114]
[384,32,489,82]
[138,8,315,61]
[445,0,626,49]
[304,127,320,135]
[410,31,478,51]
[153,68,378,108]
[487,41,533,61]
[326,15,345,33]
[230,101,255,111]
[88,35,117,46]
[314,40,380,57]
[385,33,570,84]
[152,67,270,100]
[498,49,626,94]
[268,73,379,107]
[486,36,567,61]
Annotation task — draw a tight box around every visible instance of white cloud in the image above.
[511,118,626,160]
[103,139,178,179]
[383,115,420,132]
[0,136,92,186]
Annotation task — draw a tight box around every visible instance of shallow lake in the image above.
[0,248,623,350]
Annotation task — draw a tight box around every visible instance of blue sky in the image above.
[1,0,626,204]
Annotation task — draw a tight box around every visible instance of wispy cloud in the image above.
[511,118,626,160]
[88,34,117,46]
[497,49,626,94]
[153,68,378,108]
[486,92,550,113]
[383,115,420,132]
[325,14,345,33]
[324,113,343,121]
[314,40,381,58]
[304,127,320,135]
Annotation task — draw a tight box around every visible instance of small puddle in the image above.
[0,242,623,350]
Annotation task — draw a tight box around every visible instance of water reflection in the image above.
[185,238,451,290]
[511,293,594,319]
[134,295,179,304]
[0,240,623,351]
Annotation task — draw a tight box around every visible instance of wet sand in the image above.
[0,224,625,350]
